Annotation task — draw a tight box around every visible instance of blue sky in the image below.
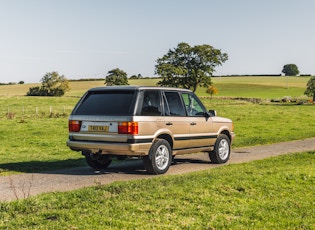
[0,0,314,83]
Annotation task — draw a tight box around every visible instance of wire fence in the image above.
[1,105,74,120]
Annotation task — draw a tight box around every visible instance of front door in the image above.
[181,93,216,148]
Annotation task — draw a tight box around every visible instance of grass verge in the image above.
[1,151,314,229]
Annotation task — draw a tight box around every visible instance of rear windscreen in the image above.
[73,91,135,115]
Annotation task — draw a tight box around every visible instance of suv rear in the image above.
[67,86,235,174]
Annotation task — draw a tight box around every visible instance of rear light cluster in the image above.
[68,120,138,134]
[69,120,81,132]
[118,122,138,135]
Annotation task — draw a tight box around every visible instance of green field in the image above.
[1,97,314,175]
[0,77,314,228]
[198,76,310,99]
[0,77,314,175]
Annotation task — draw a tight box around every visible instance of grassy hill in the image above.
[0,76,311,99]
[208,76,310,99]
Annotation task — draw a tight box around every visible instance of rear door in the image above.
[163,91,190,150]
[70,89,136,143]
[136,90,164,141]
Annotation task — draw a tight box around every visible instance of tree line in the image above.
[26,42,315,101]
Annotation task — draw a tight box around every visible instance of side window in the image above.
[182,93,205,116]
[141,91,162,116]
[164,92,186,116]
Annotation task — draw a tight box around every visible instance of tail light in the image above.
[118,122,138,134]
[69,120,82,132]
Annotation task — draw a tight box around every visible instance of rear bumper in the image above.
[66,140,151,156]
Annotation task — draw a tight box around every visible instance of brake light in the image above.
[69,120,82,132]
[118,122,138,134]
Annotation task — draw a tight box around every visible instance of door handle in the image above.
[166,122,173,126]
[190,122,196,126]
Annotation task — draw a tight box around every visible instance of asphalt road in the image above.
[1,138,315,202]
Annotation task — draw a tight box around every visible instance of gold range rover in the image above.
[67,86,235,174]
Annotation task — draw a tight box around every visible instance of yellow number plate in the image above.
[88,126,109,132]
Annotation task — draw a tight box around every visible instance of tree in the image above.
[304,76,315,102]
[27,71,70,96]
[206,85,218,99]
[129,74,143,80]
[155,42,228,92]
[105,68,129,86]
[282,64,299,76]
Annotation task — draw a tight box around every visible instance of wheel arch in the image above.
[156,133,173,149]
[220,130,232,142]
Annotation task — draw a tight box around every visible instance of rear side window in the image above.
[164,92,186,116]
[73,91,135,115]
[140,91,162,116]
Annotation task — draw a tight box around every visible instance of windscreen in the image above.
[73,91,135,115]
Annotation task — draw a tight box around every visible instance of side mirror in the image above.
[208,110,217,117]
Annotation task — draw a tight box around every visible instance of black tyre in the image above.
[208,134,231,164]
[83,151,112,169]
[143,139,172,175]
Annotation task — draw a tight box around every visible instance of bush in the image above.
[27,72,70,97]
[27,87,46,96]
